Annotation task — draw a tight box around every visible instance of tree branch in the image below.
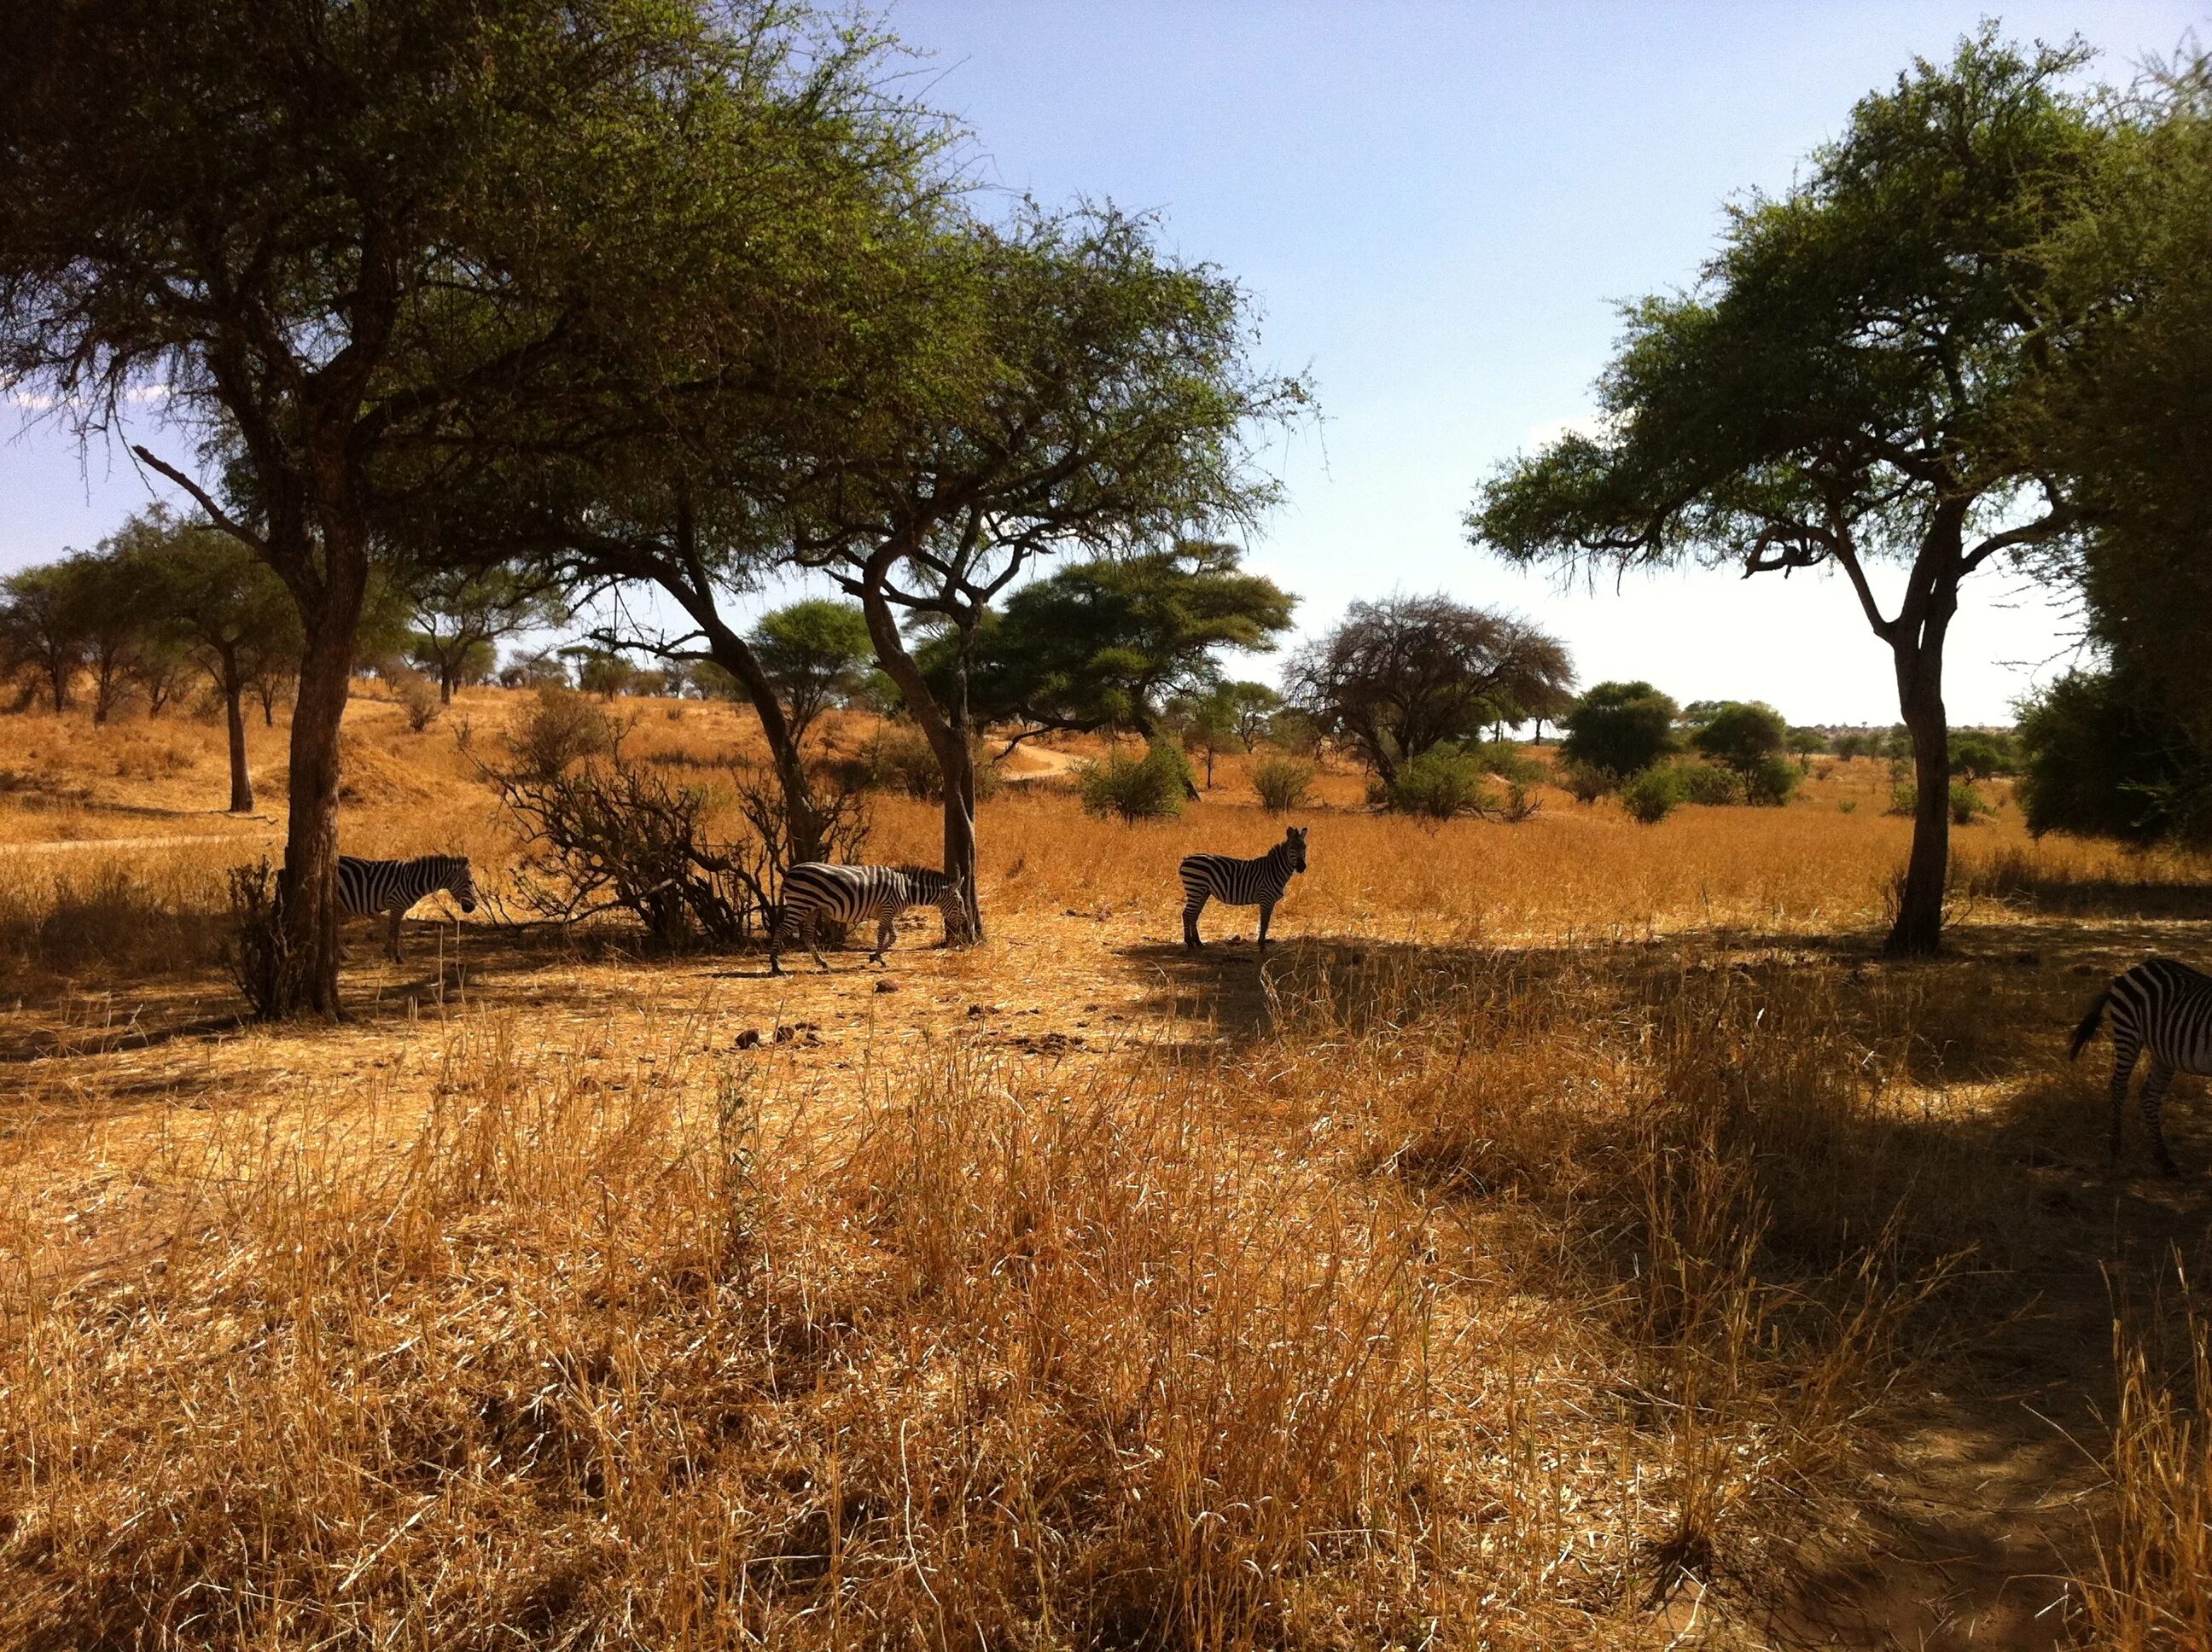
[131,446,268,554]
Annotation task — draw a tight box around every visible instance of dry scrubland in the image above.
[0,686,2206,1649]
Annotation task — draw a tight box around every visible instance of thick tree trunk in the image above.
[223,662,254,813]
[852,556,983,943]
[274,508,370,1017]
[699,629,825,867]
[47,661,68,714]
[1883,585,1957,958]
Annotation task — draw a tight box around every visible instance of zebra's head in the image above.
[939,872,972,941]
[443,856,480,914]
[1283,826,1308,874]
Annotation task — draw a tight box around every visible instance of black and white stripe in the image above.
[771,863,967,974]
[1179,826,1307,951]
[2069,957,2212,1176]
[338,854,480,963]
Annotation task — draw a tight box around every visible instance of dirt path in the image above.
[0,829,277,856]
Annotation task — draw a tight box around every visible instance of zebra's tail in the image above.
[2068,991,2110,1062]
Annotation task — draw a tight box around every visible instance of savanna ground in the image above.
[0,685,2205,1649]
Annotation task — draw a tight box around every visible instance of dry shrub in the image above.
[503,683,616,782]
[393,670,443,733]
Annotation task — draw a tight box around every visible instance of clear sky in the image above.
[3,3,2204,724]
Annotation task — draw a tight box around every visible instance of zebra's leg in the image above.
[808,912,832,972]
[1183,892,1206,950]
[870,914,896,966]
[768,912,793,975]
[2140,1058,2181,1177]
[1257,899,1275,950]
[2108,1034,2142,1162]
[387,907,405,964]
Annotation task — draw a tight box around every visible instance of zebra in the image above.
[2069,957,2212,1177]
[338,854,480,963]
[771,863,968,974]
[1179,826,1307,951]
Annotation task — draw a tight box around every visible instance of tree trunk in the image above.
[47,660,68,714]
[222,658,253,813]
[699,628,825,866]
[852,552,983,943]
[439,665,455,705]
[1883,579,1958,957]
[272,500,370,1017]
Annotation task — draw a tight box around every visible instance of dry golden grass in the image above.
[0,689,2207,1648]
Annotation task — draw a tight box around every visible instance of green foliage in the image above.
[1562,680,1679,778]
[1691,701,1789,784]
[1250,755,1316,814]
[1619,765,1685,824]
[1377,750,1492,821]
[2016,668,2212,845]
[1675,763,1742,806]
[1948,782,1994,825]
[1743,755,1802,807]
[1077,741,1193,822]
[854,727,1005,805]
[1558,760,1615,804]
[1888,782,1918,817]
[950,543,1295,742]
[750,600,876,744]
[1470,740,1545,786]
[1947,730,2016,779]
[1467,30,2104,952]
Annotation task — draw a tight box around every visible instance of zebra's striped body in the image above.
[2069,957,2212,1176]
[1179,826,1307,951]
[771,863,967,974]
[338,854,480,963]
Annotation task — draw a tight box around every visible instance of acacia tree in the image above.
[1285,594,1574,782]
[0,0,865,1014]
[1562,680,1679,780]
[1470,32,2098,953]
[0,563,85,713]
[403,567,564,705]
[794,209,1302,939]
[945,541,1295,749]
[748,600,876,750]
[125,515,301,813]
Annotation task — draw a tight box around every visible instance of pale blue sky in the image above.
[4,3,2204,723]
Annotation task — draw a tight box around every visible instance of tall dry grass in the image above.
[0,930,2025,1645]
[2075,1268,2212,1652]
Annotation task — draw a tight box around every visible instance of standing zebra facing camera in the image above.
[338,854,480,963]
[771,863,968,974]
[2070,956,2212,1177]
[1179,826,1307,951]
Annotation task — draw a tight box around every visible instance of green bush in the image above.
[1743,754,1802,806]
[1888,781,1917,817]
[1949,781,1994,825]
[1251,755,1317,813]
[857,726,1004,803]
[1077,741,1192,822]
[1379,750,1492,820]
[1559,759,1615,804]
[1470,740,1545,786]
[1562,680,1679,779]
[1674,762,1740,806]
[1619,765,1684,823]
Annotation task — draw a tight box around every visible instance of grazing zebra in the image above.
[1179,826,1307,951]
[338,854,480,963]
[2069,957,2212,1177]
[771,863,968,974]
